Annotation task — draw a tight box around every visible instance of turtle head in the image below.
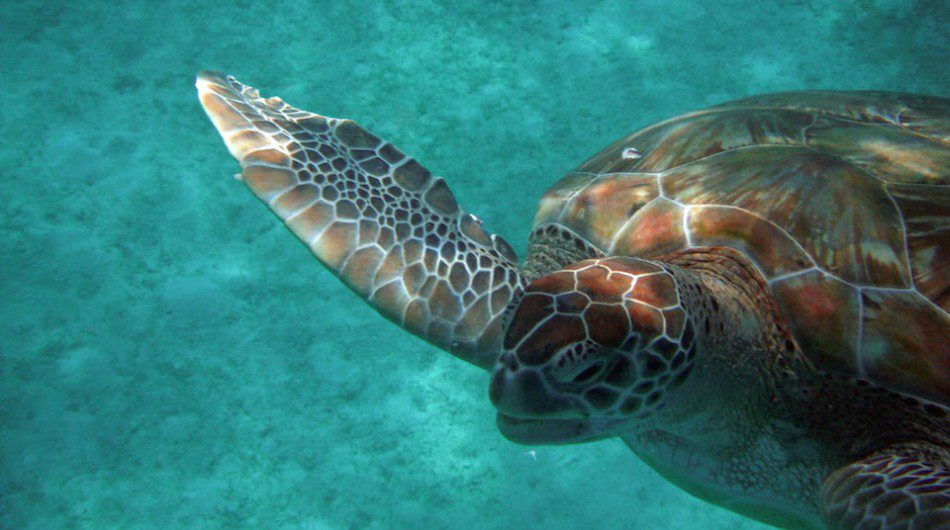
[490,257,698,444]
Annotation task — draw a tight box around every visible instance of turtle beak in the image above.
[494,413,616,445]
[489,353,585,419]
[490,353,618,445]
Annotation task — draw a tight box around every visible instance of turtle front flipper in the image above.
[196,71,524,369]
[820,443,949,529]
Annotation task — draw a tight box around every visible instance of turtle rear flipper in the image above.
[821,443,950,529]
[197,71,524,369]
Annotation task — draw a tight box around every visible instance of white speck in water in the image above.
[525,450,537,462]
[622,147,642,160]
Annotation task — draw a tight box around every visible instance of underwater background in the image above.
[1,0,947,528]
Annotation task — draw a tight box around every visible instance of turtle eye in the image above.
[550,342,612,386]
[570,361,606,384]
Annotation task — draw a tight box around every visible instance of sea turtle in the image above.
[196,71,949,530]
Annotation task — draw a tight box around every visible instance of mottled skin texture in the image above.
[198,72,949,530]
[196,72,523,369]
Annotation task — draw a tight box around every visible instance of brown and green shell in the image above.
[534,91,949,405]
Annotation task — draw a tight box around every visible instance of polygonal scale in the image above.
[771,270,861,376]
[663,145,912,288]
[718,91,950,141]
[887,183,950,310]
[610,198,687,258]
[197,72,524,368]
[578,107,813,174]
[687,205,813,279]
[534,171,600,225]
[555,173,659,249]
[860,289,950,403]
[806,117,949,185]
[500,257,697,419]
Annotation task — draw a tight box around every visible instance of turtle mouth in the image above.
[495,412,621,445]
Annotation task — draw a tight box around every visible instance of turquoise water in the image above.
[1,1,946,528]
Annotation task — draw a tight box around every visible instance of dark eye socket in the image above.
[571,362,605,384]
[550,345,618,386]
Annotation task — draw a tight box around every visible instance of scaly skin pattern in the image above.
[535,92,950,404]
[493,255,698,426]
[522,223,606,282]
[494,246,949,529]
[196,71,524,369]
[199,75,950,529]
[624,249,949,529]
[821,444,950,530]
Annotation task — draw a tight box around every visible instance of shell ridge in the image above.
[727,105,949,145]
[716,90,950,144]
[555,173,613,223]
[856,289,867,378]
[607,196,664,253]
[686,203,820,279]
[537,91,950,402]
[582,145,918,291]
[657,143,806,175]
[882,185,919,290]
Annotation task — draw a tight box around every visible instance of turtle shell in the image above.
[535,91,949,405]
